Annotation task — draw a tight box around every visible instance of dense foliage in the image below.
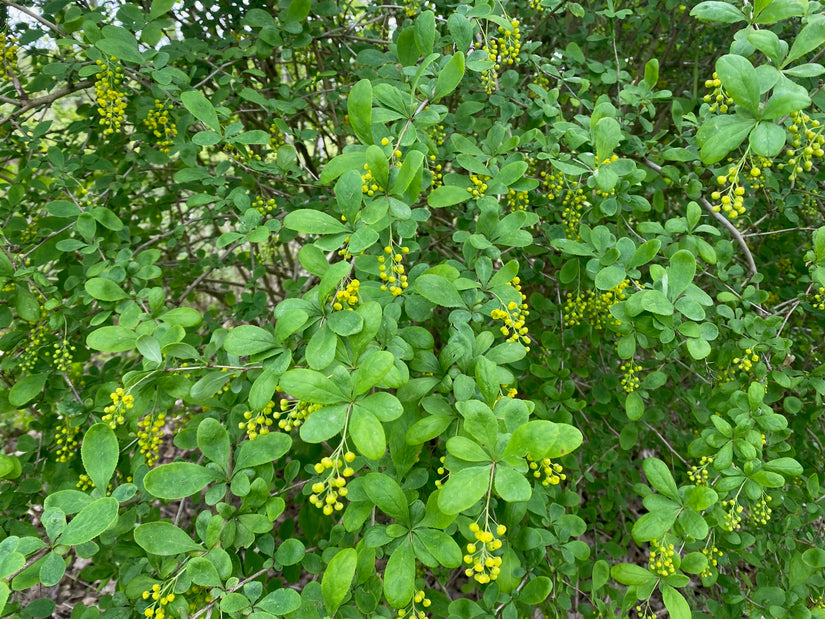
[1,0,825,617]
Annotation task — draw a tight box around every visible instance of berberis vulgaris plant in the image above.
[0,0,824,616]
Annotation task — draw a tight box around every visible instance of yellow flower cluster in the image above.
[505,188,529,211]
[141,583,175,618]
[721,498,744,532]
[137,413,166,467]
[309,451,356,516]
[703,72,734,114]
[634,603,657,619]
[486,20,522,71]
[362,164,384,197]
[467,174,489,199]
[620,361,642,393]
[490,276,530,348]
[428,154,443,190]
[648,539,677,577]
[435,456,447,489]
[19,320,50,372]
[527,454,566,486]
[427,124,445,147]
[813,287,825,311]
[239,400,277,440]
[397,590,431,618]
[143,100,176,153]
[55,418,80,463]
[330,279,361,310]
[749,494,772,526]
[379,246,409,296]
[269,121,285,149]
[102,387,134,429]
[77,473,95,492]
[563,280,630,330]
[463,523,505,584]
[0,33,18,82]
[253,195,277,216]
[733,348,759,373]
[184,585,213,614]
[49,339,75,373]
[540,169,587,240]
[278,397,321,431]
[94,57,127,136]
[687,455,713,487]
[700,545,723,578]
[781,110,823,178]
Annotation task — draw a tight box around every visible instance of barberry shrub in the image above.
[0,0,824,618]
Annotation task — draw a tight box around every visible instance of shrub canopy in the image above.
[0,0,825,617]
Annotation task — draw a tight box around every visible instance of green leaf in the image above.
[391,150,425,195]
[86,326,137,353]
[355,392,403,422]
[322,548,357,615]
[686,338,712,360]
[762,80,811,120]
[786,15,825,65]
[632,505,679,541]
[678,508,708,539]
[258,589,302,615]
[143,462,220,499]
[96,26,144,64]
[384,538,415,607]
[44,490,93,515]
[593,117,622,161]
[414,10,435,56]
[81,424,118,491]
[414,528,462,568]
[39,552,66,587]
[197,418,230,473]
[349,405,386,459]
[643,458,680,500]
[414,274,465,307]
[280,369,346,404]
[134,521,203,556]
[519,576,553,605]
[9,373,47,407]
[749,121,787,157]
[595,265,626,291]
[136,335,162,365]
[428,185,472,208]
[149,0,175,19]
[299,404,348,443]
[764,457,803,476]
[640,290,674,316]
[234,432,292,470]
[625,391,644,421]
[697,114,756,164]
[662,584,691,618]
[57,497,119,546]
[85,277,128,302]
[181,90,221,132]
[187,557,222,587]
[434,52,465,100]
[306,323,336,370]
[353,351,395,395]
[803,548,825,569]
[363,472,410,524]
[446,436,491,462]
[223,325,277,356]
[504,420,583,459]
[715,54,759,113]
[611,563,655,585]
[437,465,492,514]
[232,130,270,145]
[686,486,718,511]
[690,1,746,23]
[284,209,349,235]
[348,79,373,144]
[494,465,532,503]
[668,250,696,299]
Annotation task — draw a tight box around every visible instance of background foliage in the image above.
[1,0,825,617]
